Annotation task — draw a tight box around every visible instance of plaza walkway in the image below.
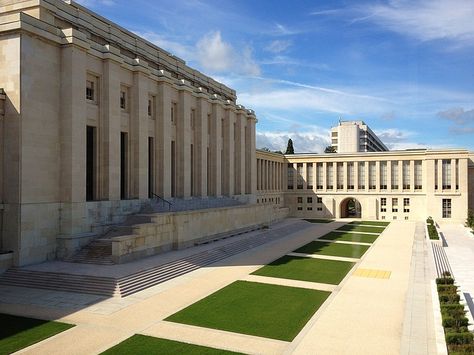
[0,219,439,354]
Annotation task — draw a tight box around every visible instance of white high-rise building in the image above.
[331,120,388,153]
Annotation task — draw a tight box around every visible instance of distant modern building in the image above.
[331,120,388,153]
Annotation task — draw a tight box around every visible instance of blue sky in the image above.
[78,0,474,153]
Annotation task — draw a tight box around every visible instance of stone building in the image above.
[0,0,269,267]
[257,149,474,222]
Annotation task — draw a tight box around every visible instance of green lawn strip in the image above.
[293,240,369,259]
[166,281,330,342]
[320,231,379,244]
[252,255,355,285]
[349,221,390,227]
[0,313,74,354]
[101,335,242,355]
[303,219,334,224]
[337,224,385,234]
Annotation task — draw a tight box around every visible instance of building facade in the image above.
[257,149,473,223]
[0,0,258,266]
[331,120,389,153]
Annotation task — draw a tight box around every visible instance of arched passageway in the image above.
[340,198,361,218]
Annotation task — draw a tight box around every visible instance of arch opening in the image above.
[340,198,361,218]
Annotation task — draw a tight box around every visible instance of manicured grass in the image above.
[166,281,330,341]
[101,335,242,355]
[337,224,385,234]
[350,221,390,226]
[0,313,74,354]
[294,240,369,259]
[252,255,355,285]
[320,231,379,244]
[303,218,334,224]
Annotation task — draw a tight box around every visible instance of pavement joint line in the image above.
[316,239,372,246]
[287,252,360,263]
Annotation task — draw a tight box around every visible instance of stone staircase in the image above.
[0,269,118,297]
[0,221,309,298]
[431,243,453,277]
[64,197,246,265]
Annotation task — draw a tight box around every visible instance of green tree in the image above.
[324,145,337,153]
[467,209,474,229]
[285,139,294,154]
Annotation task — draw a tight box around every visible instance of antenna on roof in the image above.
[338,116,342,125]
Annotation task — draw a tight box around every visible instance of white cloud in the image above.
[139,30,260,76]
[362,0,474,46]
[257,129,330,154]
[438,107,474,124]
[265,40,292,53]
[75,0,116,7]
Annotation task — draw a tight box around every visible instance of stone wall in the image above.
[111,204,289,264]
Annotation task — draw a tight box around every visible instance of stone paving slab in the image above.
[241,274,337,292]
[142,321,288,355]
[289,221,425,355]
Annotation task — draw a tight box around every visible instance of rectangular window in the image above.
[442,159,451,190]
[317,207,323,211]
[191,109,195,129]
[120,132,129,199]
[358,162,365,189]
[287,163,294,190]
[171,102,177,125]
[380,161,387,190]
[442,199,451,218]
[316,163,323,189]
[369,162,376,190]
[391,161,399,190]
[307,197,312,204]
[403,161,410,190]
[86,126,97,201]
[403,198,410,213]
[455,159,459,190]
[337,162,344,190]
[297,207,303,211]
[414,160,422,190]
[347,162,354,190]
[86,80,95,101]
[435,160,439,190]
[307,163,313,189]
[392,198,398,213]
[297,197,303,204]
[326,163,333,190]
[380,197,386,212]
[297,163,304,189]
[317,197,322,204]
[120,89,127,110]
[148,99,152,116]
[307,207,313,211]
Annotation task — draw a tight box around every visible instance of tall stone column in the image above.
[235,111,246,195]
[195,92,208,197]
[156,78,173,198]
[322,162,327,192]
[354,161,359,192]
[410,160,415,192]
[365,162,369,192]
[375,161,380,192]
[177,84,192,198]
[437,159,443,191]
[246,114,257,196]
[59,42,87,235]
[221,104,234,196]
[387,160,392,192]
[343,161,348,191]
[101,48,122,201]
[399,160,404,191]
[131,66,149,199]
[210,99,223,196]
[302,163,307,189]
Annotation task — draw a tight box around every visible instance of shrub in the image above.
[442,271,452,277]
[438,284,458,293]
[427,216,434,225]
[442,316,469,328]
[441,304,465,313]
[467,209,474,229]
[447,343,474,354]
[437,277,455,285]
[428,223,439,239]
[445,332,474,345]
[439,293,461,304]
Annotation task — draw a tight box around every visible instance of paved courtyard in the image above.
[0,219,439,354]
